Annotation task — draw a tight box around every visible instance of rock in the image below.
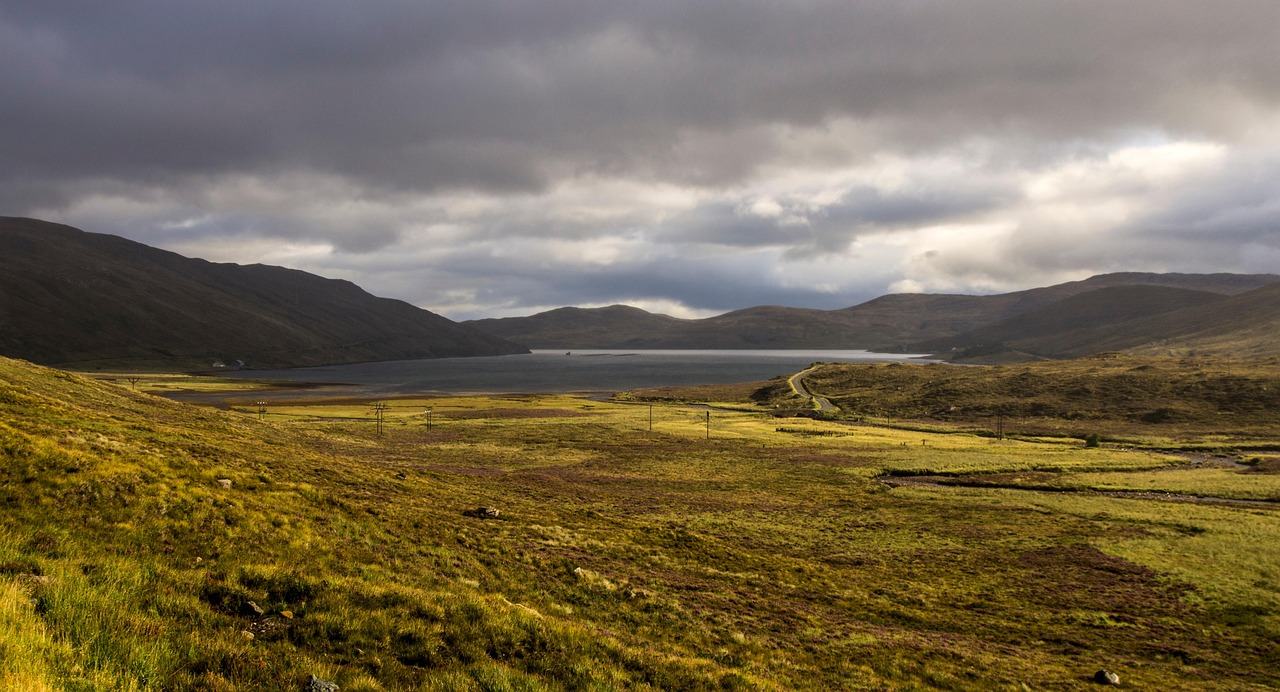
[1093,669,1119,685]
[307,674,339,692]
[466,506,500,519]
[240,630,254,641]
[243,600,264,616]
[280,610,294,619]
[216,478,232,489]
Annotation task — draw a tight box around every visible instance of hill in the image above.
[929,281,1280,362]
[784,353,1280,439]
[465,272,1278,351]
[1090,280,1280,358]
[916,284,1229,362]
[0,217,527,368]
[465,304,686,349]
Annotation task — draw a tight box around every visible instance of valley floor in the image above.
[1,357,1278,689]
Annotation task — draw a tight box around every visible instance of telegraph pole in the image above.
[373,402,388,435]
[256,401,267,421]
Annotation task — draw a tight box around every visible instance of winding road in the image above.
[788,365,838,412]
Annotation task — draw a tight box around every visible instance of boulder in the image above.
[465,506,501,519]
[1093,669,1119,685]
[307,674,339,692]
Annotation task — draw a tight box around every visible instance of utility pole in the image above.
[997,412,1005,441]
[649,404,653,433]
[256,401,267,421]
[427,407,433,430]
[373,402,388,435]
[705,410,710,441]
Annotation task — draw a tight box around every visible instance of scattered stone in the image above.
[216,478,233,489]
[248,616,287,638]
[395,471,407,480]
[307,674,339,692]
[240,630,254,641]
[243,600,265,616]
[280,610,294,619]
[465,506,501,519]
[1093,669,1120,685]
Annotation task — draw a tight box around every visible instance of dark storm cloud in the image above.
[5,1,1280,315]
[8,1,1279,189]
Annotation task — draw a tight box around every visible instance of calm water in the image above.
[211,349,930,398]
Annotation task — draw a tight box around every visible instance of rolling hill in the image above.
[466,304,687,349]
[914,284,1230,362]
[0,217,528,369]
[1079,280,1280,359]
[466,272,1278,353]
[925,281,1280,362]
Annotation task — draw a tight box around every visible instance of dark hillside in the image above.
[847,272,1277,352]
[464,304,686,349]
[933,281,1280,362]
[918,285,1228,361]
[0,217,527,368]
[1109,281,1280,358]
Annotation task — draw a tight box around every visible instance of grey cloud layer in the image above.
[4,1,1280,317]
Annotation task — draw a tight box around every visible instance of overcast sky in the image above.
[4,1,1280,319]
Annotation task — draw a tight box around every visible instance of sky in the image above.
[4,1,1280,320]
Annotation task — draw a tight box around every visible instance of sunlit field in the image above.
[2,356,1278,689]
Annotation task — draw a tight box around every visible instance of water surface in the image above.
[212,349,930,398]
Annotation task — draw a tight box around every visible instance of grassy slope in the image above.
[916,285,1227,360]
[797,354,1280,444]
[1122,281,1280,358]
[2,356,1280,689]
[936,281,1280,363]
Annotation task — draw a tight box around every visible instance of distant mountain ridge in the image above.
[466,272,1280,359]
[0,217,528,369]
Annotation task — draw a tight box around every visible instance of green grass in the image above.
[1037,466,1280,502]
[2,355,1279,689]
[792,354,1280,445]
